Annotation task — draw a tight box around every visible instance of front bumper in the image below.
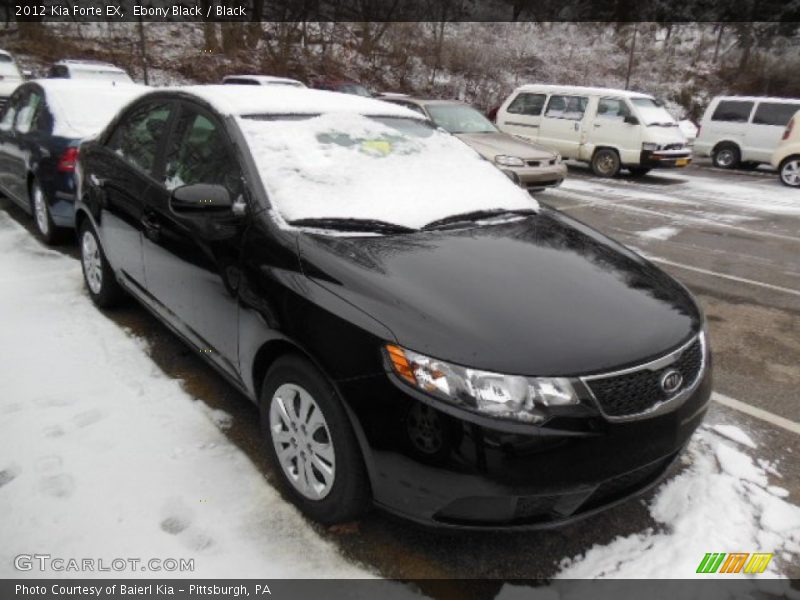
[639,149,693,169]
[338,358,711,529]
[504,162,567,191]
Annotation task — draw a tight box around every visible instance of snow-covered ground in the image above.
[0,213,373,579]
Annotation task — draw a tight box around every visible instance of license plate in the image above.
[675,158,689,167]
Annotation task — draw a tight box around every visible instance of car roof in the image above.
[144,85,424,119]
[55,60,127,73]
[513,84,654,99]
[223,74,305,86]
[709,95,800,104]
[31,78,145,95]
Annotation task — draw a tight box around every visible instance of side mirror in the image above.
[624,115,640,125]
[170,183,232,213]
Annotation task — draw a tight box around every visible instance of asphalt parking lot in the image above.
[2,158,798,588]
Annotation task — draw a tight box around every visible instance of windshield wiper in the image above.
[288,217,416,234]
[422,208,536,231]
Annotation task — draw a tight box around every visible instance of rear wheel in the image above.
[260,355,370,524]
[711,143,740,169]
[628,167,651,177]
[79,220,125,308]
[779,156,800,187]
[30,179,65,245]
[591,149,621,177]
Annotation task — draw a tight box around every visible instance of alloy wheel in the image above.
[269,383,336,500]
[715,149,735,168]
[81,230,103,295]
[781,159,800,187]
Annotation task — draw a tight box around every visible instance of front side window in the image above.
[15,90,44,134]
[426,104,497,134]
[597,97,631,119]
[107,102,172,176]
[544,95,588,120]
[163,108,241,196]
[752,102,800,127]
[506,93,546,116]
[711,100,754,123]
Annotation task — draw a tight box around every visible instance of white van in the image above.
[695,96,800,169]
[496,84,691,177]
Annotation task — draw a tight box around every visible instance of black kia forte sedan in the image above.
[0,80,143,244]
[75,86,711,528]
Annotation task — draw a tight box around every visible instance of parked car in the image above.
[222,74,305,88]
[496,84,692,177]
[75,85,710,528]
[382,96,566,191]
[771,110,800,187]
[0,49,25,110]
[695,95,800,169]
[47,60,134,84]
[0,80,144,243]
[678,119,698,146]
[309,78,372,97]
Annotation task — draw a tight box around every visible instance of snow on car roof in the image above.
[222,75,306,86]
[709,95,800,103]
[515,84,654,99]
[34,79,147,138]
[169,85,424,119]
[56,60,127,73]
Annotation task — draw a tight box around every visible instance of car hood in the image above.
[297,211,701,377]
[455,132,556,161]
[643,125,688,146]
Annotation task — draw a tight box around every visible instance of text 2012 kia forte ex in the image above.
[75,86,711,528]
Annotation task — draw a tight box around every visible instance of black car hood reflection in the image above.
[296,211,700,377]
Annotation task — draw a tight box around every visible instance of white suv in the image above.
[771,110,800,187]
[695,96,800,169]
[0,50,25,110]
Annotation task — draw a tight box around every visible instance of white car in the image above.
[496,84,691,177]
[694,95,800,169]
[771,110,800,187]
[221,74,305,88]
[47,60,134,84]
[0,50,25,109]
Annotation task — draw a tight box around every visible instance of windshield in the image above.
[426,103,497,134]
[630,97,678,127]
[237,113,537,231]
[338,84,372,97]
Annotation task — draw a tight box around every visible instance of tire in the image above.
[711,143,740,169]
[591,148,621,177]
[78,219,125,308]
[29,179,65,245]
[628,167,651,177]
[260,354,370,524]
[778,156,800,188]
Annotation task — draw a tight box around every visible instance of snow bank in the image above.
[0,213,372,579]
[556,427,800,580]
[237,112,537,230]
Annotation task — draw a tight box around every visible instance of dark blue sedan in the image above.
[0,80,143,243]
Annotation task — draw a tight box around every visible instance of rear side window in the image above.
[224,78,259,85]
[48,65,69,79]
[506,93,546,116]
[711,101,753,123]
[107,102,172,176]
[752,102,800,127]
[15,90,44,134]
[545,95,588,120]
[0,89,24,131]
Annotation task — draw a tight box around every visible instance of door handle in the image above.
[141,213,161,241]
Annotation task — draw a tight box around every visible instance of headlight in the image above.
[495,155,525,167]
[642,142,661,151]
[385,344,579,424]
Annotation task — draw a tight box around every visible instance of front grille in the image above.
[663,143,685,151]
[586,338,703,417]
[526,160,541,167]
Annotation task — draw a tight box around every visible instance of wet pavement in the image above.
[2,158,798,586]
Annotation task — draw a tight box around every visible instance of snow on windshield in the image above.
[46,84,145,138]
[237,112,538,230]
[631,97,678,126]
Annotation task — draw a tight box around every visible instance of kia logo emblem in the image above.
[660,369,683,394]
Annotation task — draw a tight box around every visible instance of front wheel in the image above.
[591,149,621,177]
[260,355,370,525]
[779,156,800,187]
[79,220,125,308]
